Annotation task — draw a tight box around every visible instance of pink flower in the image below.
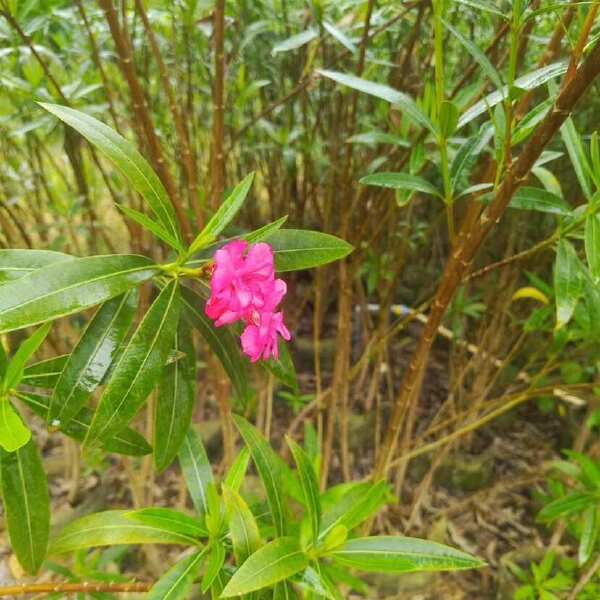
[205,240,291,361]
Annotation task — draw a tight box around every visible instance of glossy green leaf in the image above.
[234,415,287,536]
[21,355,68,389]
[287,437,321,542]
[561,117,593,200]
[118,205,182,251]
[49,291,138,428]
[347,131,410,147]
[178,427,214,516]
[0,439,50,574]
[585,213,600,281]
[458,62,568,129]
[39,103,183,248]
[538,492,596,522]
[264,229,353,272]
[0,249,73,283]
[0,342,6,381]
[223,447,250,493]
[154,322,196,472]
[3,322,51,393]
[273,29,318,54]
[201,541,226,592]
[0,400,31,452]
[147,548,206,600]
[189,173,255,254]
[221,537,308,597]
[263,341,298,391]
[439,101,459,138]
[86,280,180,446]
[50,510,199,554]
[330,536,485,573]
[18,392,151,456]
[0,255,157,334]
[554,239,584,328]
[579,507,598,565]
[125,508,207,540]
[507,188,572,216]
[450,126,492,192]
[181,287,249,401]
[223,485,262,564]
[322,21,357,54]
[293,565,340,600]
[360,172,442,198]
[317,69,436,135]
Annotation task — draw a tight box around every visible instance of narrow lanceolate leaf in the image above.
[86,280,180,447]
[49,291,138,428]
[189,172,255,254]
[181,287,249,401]
[0,439,50,574]
[317,69,436,135]
[585,214,600,281]
[124,508,207,539]
[39,103,183,248]
[244,216,289,244]
[19,392,151,457]
[360,172,442,198]
[21,355,68,389]
[221,537,308,597]
[273,29,318,54]
[507,187,572,216]
[154,322,196,472]
[537,491,596,522]
[0,255,157,334]
[0,249,73,284]
[554,239,584,329]
[450,126,492,193]
[223,485,262,564]
[223,448,250,492]
[263,229,353,272]
[201,541,226,592]
[3,322,51,392]
[234,415,287,536]
[50,510,199,554]
[579,507,598,565]
[287,437,321,542]
[0,401,30,452]
[263,341,298,392]
[118,205,181,251]
[561,117,593,200]
[329,536,485,573]
[178,427,214,516]
[147,548,206,600]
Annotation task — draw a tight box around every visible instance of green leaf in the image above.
[86,279,180,446]
[293,566,340,600]
[3,322,51,392]
[50,510,200,554]
[117,205,182,251]
[322,21,357,54]
[360,172,442,198]
[554,239,584,328]
[0,255,157,334]
[317,69,436,135]
[189,173,255,254]
[233,415,287,536]
[245,216,289,244]
[154,322,196,472]
[0,439,50,574]
[201,541,226,592]
[451,0,506,16]
[223,448,250,493]
[330,536,485,573]
[263,229,353,272]
[181,287,249,402]
[18,392,151,456]
[561,117,593,200]
[0,401,30,452]
[506,187,572,216]
[21,355,68,389]
[124,508,208,539]
[273,29,318,54]
[443,20,503,90]
[221,537,308,597]
[458,62,568,129]
[538,492,595,522]
[39,103,183,248]
[0,250,73,284]
[585,213,600,281]
[223,485,262,564]
[0,342,6,381]
[263,341,298,391]
[48,291,138,428]
[439,100,459,138]
[347,131,410,147]
[147,548,206,600]
[178,427,214,516]
[579,507,598,565]
[287,437,321,542]
[450,126,492,193]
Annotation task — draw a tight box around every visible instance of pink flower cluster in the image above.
[205,240,291,362]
